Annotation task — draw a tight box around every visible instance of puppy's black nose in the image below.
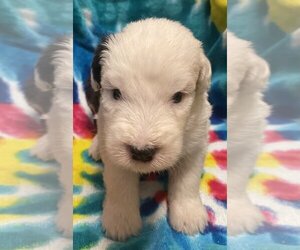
[128,145,157,162]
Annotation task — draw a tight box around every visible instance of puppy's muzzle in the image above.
[128,145,157,162]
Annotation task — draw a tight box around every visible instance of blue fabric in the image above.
[0,1,72,249]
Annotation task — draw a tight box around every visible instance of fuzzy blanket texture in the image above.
[0,0,299,249]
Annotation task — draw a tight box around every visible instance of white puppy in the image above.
[87,18,212,241]
[25,36,73,237]
[227,32,270,235]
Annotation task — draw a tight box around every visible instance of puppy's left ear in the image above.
[197,54,212,93]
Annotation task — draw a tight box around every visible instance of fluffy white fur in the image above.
[89,18,212,240]
[227,31,271,235]
[30,37,73,237]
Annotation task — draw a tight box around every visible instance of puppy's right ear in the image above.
[90,36,110,91]
[86,36,110,115]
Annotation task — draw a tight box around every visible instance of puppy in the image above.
[227,32,270,235]
[87,18,212,241]
[24,36,73,237]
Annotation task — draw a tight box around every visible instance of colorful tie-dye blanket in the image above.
[228,118,300,250]
[0,0,72,249]
[73,117,227,249]
[227,119,300,250]
[73,0,227,249]
[2,0,299,249]
[228,0,300,249]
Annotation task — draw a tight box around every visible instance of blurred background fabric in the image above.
[228,0,300,249]
[0,0,72,249]
[73,0,227,249]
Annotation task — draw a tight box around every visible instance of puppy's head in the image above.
[91,18,210,173]
[24,36,73,115]
[34,36,73,92]
[227,32,270,110]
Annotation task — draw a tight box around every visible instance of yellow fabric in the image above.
[204,153,218,168]
[200,173,215,194]
[267,0,300,32]
[0,214,26,222]
[248,173,275,193]
[210,0,227,32]
[73,139,102,186]
[256,153,280,168]
[0,139,52,186]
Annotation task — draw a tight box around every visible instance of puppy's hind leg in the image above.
[55,166,73,237]
[48,109,73,237]
[55,155,73,237]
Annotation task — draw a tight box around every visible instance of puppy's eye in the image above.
[172,92,184,104]
[112,89,122,100]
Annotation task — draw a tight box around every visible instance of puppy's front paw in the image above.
[88,136,101,161]
[56,195,73,237]
[102,203,142,241]
[228,198,264,235]
[30,135,54,161]
[169,199,208,234]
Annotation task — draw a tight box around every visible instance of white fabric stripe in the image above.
[250,194,300,227]
[33,238,72,250]
[6,79,37,118]
[208,141,227,152]
[91,238,114,250]
[0,215,52,226]
[76,78,93,119]
[0,186,57,199]
[73,215,99,226]
[255,167,300,185]
[202,193,226,227]
[263,141,300,151]
[204,168,226,183]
